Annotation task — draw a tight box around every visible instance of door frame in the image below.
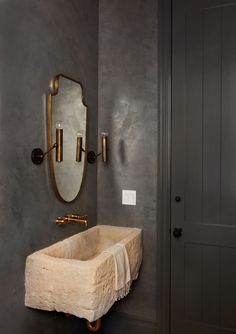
[157,0,172,333]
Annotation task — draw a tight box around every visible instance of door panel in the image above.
[202,6,221,225]
[221,5,236,225]
[172,0,236,333]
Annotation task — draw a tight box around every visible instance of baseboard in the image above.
[102,310,159,334]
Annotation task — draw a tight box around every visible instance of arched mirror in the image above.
[47,75,87,202]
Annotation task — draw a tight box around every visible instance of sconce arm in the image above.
[43,143,57,156]
[31,143,57,165]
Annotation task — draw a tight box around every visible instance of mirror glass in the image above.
[47,75,87,202]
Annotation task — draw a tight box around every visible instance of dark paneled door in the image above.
[171,0,236,333]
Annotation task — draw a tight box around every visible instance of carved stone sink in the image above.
[25,225,142,322]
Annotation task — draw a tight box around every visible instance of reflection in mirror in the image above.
[47,75,87,202]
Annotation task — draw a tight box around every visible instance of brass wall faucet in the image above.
[56,213,88,227]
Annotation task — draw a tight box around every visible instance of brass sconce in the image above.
[87,132,108,164]
[101,131,108,162]
[31,120,63,165]
[76,133,86,162]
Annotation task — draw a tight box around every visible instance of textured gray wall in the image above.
[0,1,159,332]
[0,1,98,333]
[98,0,158,326]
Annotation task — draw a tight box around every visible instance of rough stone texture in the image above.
[25,225,142,322]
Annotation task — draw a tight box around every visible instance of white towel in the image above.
[105,243,131,300]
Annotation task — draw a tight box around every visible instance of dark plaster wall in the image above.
[98,0,158,329]
[0,1,98,333]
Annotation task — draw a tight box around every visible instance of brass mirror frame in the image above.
[47,74,87,203]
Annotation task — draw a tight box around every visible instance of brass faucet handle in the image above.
[56,217,67,225]
[79,214,88,219]
[64,213,78,219]
[66,213,88,219]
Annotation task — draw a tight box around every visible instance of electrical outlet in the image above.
[122,190,136,205]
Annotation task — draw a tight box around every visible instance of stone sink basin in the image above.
[25,225,142,322]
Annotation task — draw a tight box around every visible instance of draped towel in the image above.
[104,243,131,300]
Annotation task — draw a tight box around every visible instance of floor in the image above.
[71,312,157,334]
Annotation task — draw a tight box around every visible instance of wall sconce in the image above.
[31,120,63,165]
[87,132,108,164]
[76,132,86,162]
[101,131,108,162]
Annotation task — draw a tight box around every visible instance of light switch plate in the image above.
[122,190,136,205]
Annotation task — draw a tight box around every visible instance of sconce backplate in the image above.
[31,148,44,165]
[87,151,96,164]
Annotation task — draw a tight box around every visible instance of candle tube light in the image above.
[56,121,63,162]
[76,133,83,162]
[101,132,108,162]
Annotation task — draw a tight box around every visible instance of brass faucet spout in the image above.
[56,213,88,227]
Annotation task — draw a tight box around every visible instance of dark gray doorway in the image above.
[171,0,236,333]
